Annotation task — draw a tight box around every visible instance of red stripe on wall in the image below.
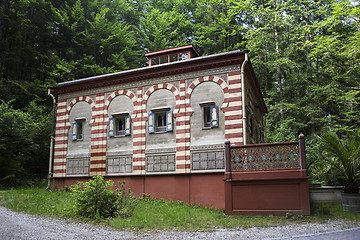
[54,147,67,152]
[55,140,67,145]
[225,115,242,121]
[90,167,106,172]
[91,145,106,149]
[176,138,190,143]
[54,155,66,159]
[55,133,68,138]
[133,141,145,146]
[133,166,145,170]
[133,157,144,162]
[56,111,66,116]
[53,162,66,166]
[176,164,191,169]
[228,88,242,94]
[91,129,107,134]
[176,128,190,134]
[91,137,107,142]
[226,105,242,111]
[90,152,106,157]
[176,146,190,151]
[91,160,106,165]
[225,123,243,130]
[225,132,244,139]
[227,96,242,102]
[133,149,145,155]
[228,71,241,76]
[53,169,66,173]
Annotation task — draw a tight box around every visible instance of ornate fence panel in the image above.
[230,142,301,171]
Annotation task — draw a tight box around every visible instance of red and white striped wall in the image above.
[53,71,244,177]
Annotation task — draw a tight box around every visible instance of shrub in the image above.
[71,176,137,219]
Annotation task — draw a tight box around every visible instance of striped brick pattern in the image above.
[225,71,244,144]
[133,87,146,174]
[53,96,96,177]
[185,76,230,171]
[90,93,106,176]
[53,99,68,177]
[104,89,137,118]
[66,96,96,125]
[143,83,185,172]
[175,79,191,172]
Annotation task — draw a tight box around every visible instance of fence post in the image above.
[299,133,306,172]
[225,140,231,179]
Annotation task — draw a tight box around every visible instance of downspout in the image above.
[241,50,249,145]
[47,88,56,190]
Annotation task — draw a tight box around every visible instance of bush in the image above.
[71,176,137,219]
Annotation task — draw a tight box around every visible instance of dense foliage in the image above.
[71,176,137,219]
[0,0,359,186]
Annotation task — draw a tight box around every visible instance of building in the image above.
[50,45,270,209]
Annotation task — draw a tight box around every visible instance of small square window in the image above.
[170,54,178,62]
[160,56,168,64]
[151,57,159,66]
[179,52,188,60]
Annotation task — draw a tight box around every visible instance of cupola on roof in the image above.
[145,45,200,66]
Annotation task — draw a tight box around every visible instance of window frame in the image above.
[148,107,173,133]
[71,118,85,141]
[109,113,131,137]
[200,102,219,129]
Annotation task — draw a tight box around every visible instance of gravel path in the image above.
[0,206,359,240]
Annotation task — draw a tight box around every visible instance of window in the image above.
[192,151,224,170]
[151,57,159,66]
[201,104,219,128]
[146,154,175,172]
[67,158,89,175]
[71,119,85,141]
[108,115,131,137]
[107,156,132,173]
[148,110,173,133]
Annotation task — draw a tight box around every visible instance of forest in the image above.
[0,0,359,187]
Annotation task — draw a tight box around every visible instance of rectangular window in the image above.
[109,115,131,137]
[156,111,167,132]
[146,154,175,172]
[203,106,211,128]
[179,52,188,60]
[67,158,90,175]
[169,54,178,62]
[148,109,173,133]
[107,156,132,173]
[160,56,168,64]
[192,151,224,170]
[71,119,85,141]
[202,104,219,128]
[151,57,159,66]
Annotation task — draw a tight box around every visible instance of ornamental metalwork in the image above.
[230,143,300,171]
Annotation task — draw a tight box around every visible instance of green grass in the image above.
[1,188,359,231]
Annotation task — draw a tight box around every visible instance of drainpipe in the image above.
[47,88,56,190]
[241,50,249,145]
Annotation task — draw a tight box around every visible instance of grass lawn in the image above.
[0,188,359,231]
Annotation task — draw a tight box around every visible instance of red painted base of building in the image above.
[224,170,310,216]
[53,172,226,209]
[53,170,310,215]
